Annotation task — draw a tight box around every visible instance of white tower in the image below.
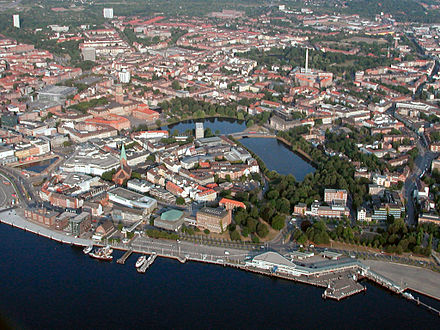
[103,8,114,19]
[195,122,204,140]
[13,14,20,28]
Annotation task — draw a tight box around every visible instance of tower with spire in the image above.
[112,144,132,185]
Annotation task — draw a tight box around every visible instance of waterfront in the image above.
[0,223,438,329]
[164,118,315,181]
[240,137,316,181]
[164,117,246,135]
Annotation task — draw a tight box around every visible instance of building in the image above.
[37,85,77,105]
[132,105,160,122]
[245,252,310,277]
[196,207,230,233]
[195,122,204,139]
[324,189,348,205]
[418,213,440,226]
[94,221,115,239]
[108,187,157,213]
[103,8,114,19]
[127,179,154,194]
[119,69,131,84]
[69,212,91,237]
[24,208,58,227]
[154,209,185,231]
[112,144,132,185]
[13,14,19,28]
[432,158,440,172]
[82,47,96,61]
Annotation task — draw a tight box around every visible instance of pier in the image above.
[117,249,133,264]
[137,253,157,273]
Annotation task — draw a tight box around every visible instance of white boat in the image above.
[89,248,113,261]
[135,255,147,268]
[83,245,93,254]
[402,292,414,300]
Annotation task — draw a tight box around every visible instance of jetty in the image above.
[117,249,133,264]
[137,252,157,273]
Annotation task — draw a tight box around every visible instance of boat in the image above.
[89,248,113,261]
[135,255,147,268]
[402,292,414,300]
[103,245,113,254]
[83,245,93,254]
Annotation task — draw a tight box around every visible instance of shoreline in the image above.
[1,208,440,310]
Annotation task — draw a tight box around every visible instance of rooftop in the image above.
[160,209,184,222]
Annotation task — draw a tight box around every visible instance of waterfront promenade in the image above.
[1,208,439,307]
[363,259,440,300]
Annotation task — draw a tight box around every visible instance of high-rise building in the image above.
[195,122,204,139]
[103,8,114,19]
[13,14,20,28]
[118,69,130,84]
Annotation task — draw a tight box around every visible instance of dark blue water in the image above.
[240,137,315,181]
[0,223,438,329]
[19,157,57,173]
[163,117,246,135]
[164,119,315,181]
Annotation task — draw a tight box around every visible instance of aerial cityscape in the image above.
[0,0,440,327]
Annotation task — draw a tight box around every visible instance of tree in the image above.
[171,80,181,90]
[271,214,285,230]
[256,222,269,238]
[230,230,241,241]
[176,197,185,205]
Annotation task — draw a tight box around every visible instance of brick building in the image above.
[196,207,230,233]
[24,208,58,227]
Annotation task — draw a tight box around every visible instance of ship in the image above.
[89,247,113,261]
[135,255,147,268]
[83,245,93,254]
[402,292,414,300]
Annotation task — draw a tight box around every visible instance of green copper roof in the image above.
[160,209,184,222]
[120,144,127,161]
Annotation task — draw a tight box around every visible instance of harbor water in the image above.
[0,223,438,329]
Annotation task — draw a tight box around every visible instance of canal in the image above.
[164,118,315,181]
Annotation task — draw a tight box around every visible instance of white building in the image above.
[103,8,114,19]
[118,69,131,83]
[195,122,204,139]
[13,14,20,28]
[245,252,310,277]
[127,179,154,194]
[108,187,157,213]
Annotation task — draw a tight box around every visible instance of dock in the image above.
[322,272,366,301]
[117,249,133,264]
[137,253,157,273]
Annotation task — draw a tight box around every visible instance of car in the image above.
[224,251,230,255]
